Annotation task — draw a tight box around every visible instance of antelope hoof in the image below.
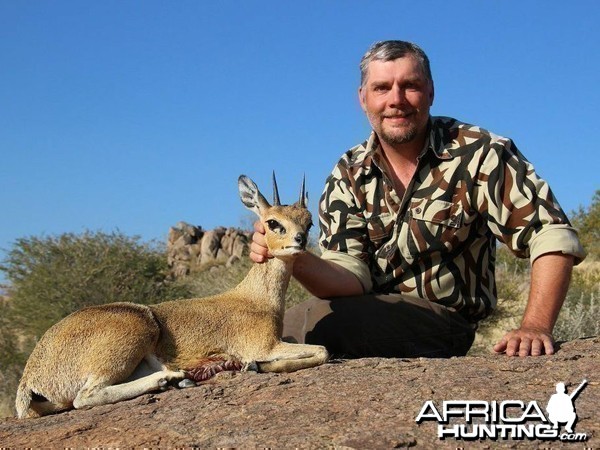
[242,361,259,372]
[178,378,196,389]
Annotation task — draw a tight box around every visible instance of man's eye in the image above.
[404,82,422,91]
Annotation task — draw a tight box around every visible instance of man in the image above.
[251,40,586,358]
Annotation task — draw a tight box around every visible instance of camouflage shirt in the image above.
[318,116,586,322]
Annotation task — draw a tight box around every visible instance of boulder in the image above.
[167,223,250,277]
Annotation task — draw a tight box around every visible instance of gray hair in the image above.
[359,40,432,87]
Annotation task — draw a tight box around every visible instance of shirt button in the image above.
[415,207,422,214]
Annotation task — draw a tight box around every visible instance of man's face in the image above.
[359,56,434,148]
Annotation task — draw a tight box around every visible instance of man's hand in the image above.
[249,220,271,263]
[492,253,573,357]
[493,327,555,357]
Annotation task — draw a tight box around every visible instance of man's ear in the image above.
[238,175,270,217]
[358,86,367,112]
[429,80,435,107]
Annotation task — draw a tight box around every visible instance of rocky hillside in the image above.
[167,222,251,277]
[1,337,597,448]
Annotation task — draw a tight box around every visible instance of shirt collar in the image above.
[427,117,455,160]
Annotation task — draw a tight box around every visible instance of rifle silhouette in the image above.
[569,379,588,401]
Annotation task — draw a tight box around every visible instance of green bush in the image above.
[0,231,190,348]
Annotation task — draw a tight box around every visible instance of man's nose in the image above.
[388,84,407,108]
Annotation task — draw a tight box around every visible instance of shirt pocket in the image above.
[402,199,464,257]
[366,212,395,248]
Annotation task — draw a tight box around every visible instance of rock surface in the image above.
[1,337,598,448]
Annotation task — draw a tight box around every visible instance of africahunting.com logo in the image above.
[415,379,588,442]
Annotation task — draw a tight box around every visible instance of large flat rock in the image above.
[1,337,598,448]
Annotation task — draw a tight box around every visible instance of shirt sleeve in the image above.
[318,162,373,292]
[475,138,586,264]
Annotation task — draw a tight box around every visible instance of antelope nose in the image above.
[294,233,306,247]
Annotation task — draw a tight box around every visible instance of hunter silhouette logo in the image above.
[415,379,589,442]
[546,379,587,434]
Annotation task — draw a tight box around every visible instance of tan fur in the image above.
[15,176,328,419]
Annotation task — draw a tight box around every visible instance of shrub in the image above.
[0,231,190,350]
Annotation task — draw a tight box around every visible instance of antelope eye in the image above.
[266,219,285,234]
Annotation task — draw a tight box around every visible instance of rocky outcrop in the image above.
[1,337,598,448]
[167,222,251,277]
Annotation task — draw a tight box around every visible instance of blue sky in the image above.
[1,1,599,278]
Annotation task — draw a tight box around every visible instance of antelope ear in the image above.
[238,175,271,217]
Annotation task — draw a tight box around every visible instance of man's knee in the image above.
[283,297,333,344]
[283,294,475,358]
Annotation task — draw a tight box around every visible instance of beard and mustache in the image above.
[366,110,420,146]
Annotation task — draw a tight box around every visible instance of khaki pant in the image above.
[283,294,476,358]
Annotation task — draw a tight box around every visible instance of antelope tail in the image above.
[15,381,33,419]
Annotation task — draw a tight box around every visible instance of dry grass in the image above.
[554,260,600,341]
[468,259,529,356]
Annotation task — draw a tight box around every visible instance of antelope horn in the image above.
[299,174,307,208]
[272,170,281,206]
